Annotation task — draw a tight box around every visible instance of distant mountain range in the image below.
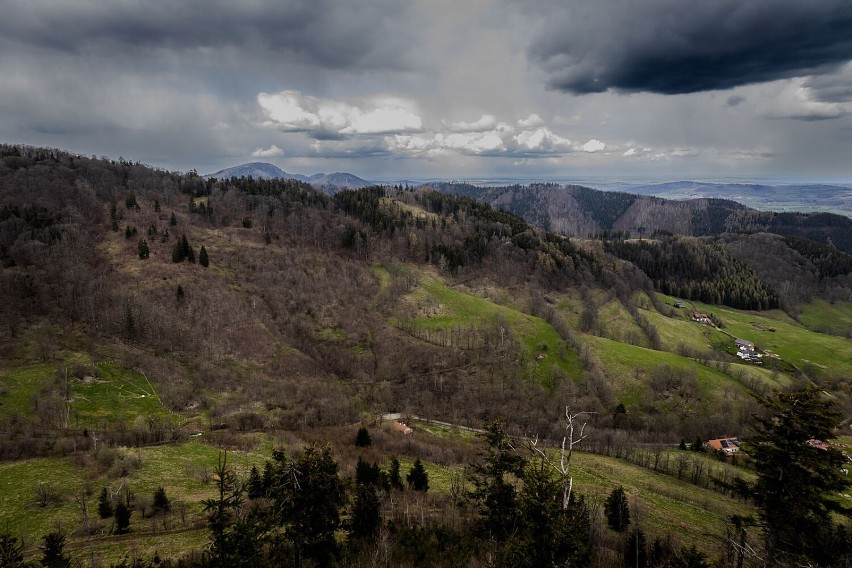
[430,181,852,254]
[204,162,371,190]
[615,180,852,215]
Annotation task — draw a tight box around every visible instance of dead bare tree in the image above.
[529,405,593,509]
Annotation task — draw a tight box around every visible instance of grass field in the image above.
[797,299,852,335]
[0,438,269,565]
[0,360,174,428]
[402,271,583,382]
[689,301,852,379]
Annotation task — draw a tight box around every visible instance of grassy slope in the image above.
[690,301,852,378]
[797,299,852,334]
[404,271,583,381]
[0,439,267,565]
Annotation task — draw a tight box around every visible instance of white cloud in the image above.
[581,139,606,153]
[513,127,572,151]
[518,113,544,128]
[449,114,498,132]
[251,144,284,158]
[623,148,636,157]
[258,90,422,136]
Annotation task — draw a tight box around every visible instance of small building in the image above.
[735,338,755,350]
[692,311,712,324]
[390,421,413,435]
[706,437,741,454]
[807,439,828,450]
[674,301,685,309]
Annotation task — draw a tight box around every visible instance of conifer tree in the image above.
[604,486,631,532]
[750,386,851,566]
[154,199,160,213]
[114,502,131,534]
[406,458,429,492]
[349,484,381,540]
[176,285,185,302]
[354,426,371,447]
[388,458,404,491]
[39,531,71,568]
[170,212,177,226]
[97,487,113,519]
[137,239,149,260]
[199,245,209,267]
[171,239,185,263]
[152,487,171,514]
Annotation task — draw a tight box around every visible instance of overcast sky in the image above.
[3,0,852,181]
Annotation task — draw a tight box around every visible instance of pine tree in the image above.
[187,245,196,263]
[171,239,185,263]
[154,199,161,213]
[749,386,851,566]
[0,532,26,567]
[170,212,177,226]
[152,487,171,514]
[388,458,404,491]
[625,529,648,568]
[354,426,371,447]
[467,421,526,542]
[176,285,185,302]
[604,486,631,532]
[39,531,71,568]
[137,239,149,260]
[97,487,113,519]
[270,444,347,567]
[114,502,131,534]
[247,465,264,499]
[406,458,429,492]
[199,245,209,267]
[349,484,381,540]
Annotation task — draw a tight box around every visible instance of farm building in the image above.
[735,338,755,350]
[706,437,741,454]
[390,421,413,435]
[692,311,712,324]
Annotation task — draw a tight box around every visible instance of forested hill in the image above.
[432,182,852,254]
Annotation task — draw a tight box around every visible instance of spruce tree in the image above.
[750,386,851,565]
[137,239,149,260]
[39,531,71,568]
[349,484,381,540]
[176,285,185,302]
[406,458,429,492]
[170,212,177,226]
[0,532,25,567]
[199,245,209,267]
[354,426,371,447]
[97,487,113,519]
[154,199,161,213]
[187,245,196,263]
[171,239,185,263]
[114,502,131,534]
[604,486,631,532]
[388,458,404,491]
[152,487,171,514]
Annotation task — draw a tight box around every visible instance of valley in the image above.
[0,145,849,567]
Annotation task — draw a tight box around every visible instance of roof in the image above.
[735,338,754,346]
[390,421,413,435]
[707,437,741,452]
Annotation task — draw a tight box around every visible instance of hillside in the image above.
[433,182,852,254]
[1,144,850,565]
[204,161,372,189]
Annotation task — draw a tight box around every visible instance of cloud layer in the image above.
[528,0,852,94]
[1,1,851,178]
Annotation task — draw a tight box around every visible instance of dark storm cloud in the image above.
[527,0,852,95]
[1,0,410,70]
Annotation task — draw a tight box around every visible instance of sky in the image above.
[2,0,852,181]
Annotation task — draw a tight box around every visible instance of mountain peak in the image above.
[204,162,371,189]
